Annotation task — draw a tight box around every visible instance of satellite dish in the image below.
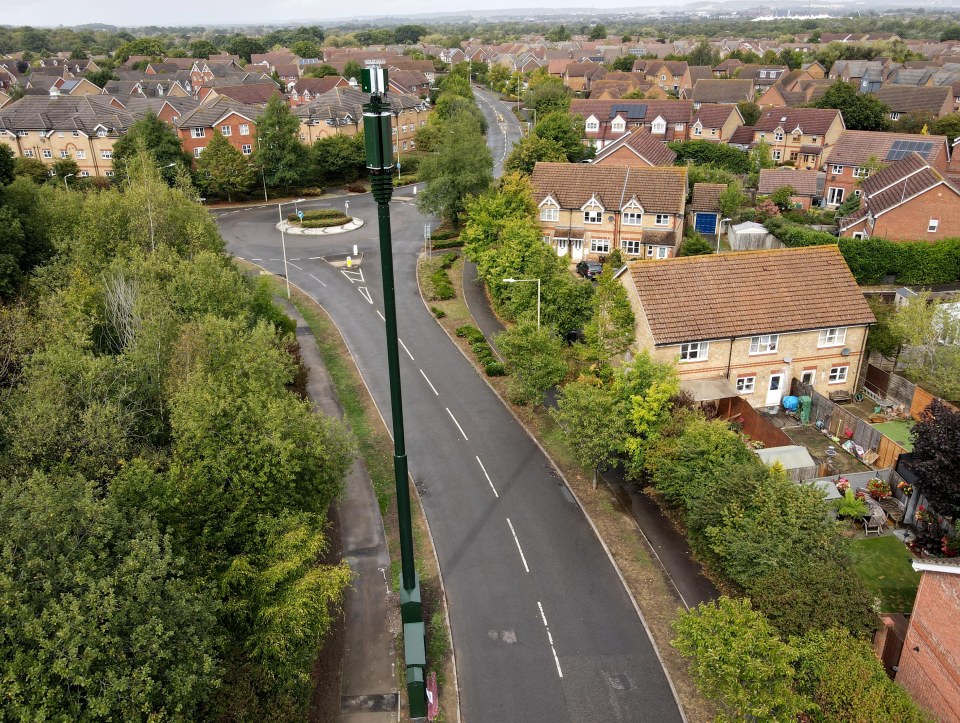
[783,356,793,363]
[841,347,851,356]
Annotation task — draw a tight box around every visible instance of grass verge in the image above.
[849,535,921,613]
[419,254,715,722]
[235,260,458,722]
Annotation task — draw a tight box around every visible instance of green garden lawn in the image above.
[871,420,914,451]
[849,535,921,613]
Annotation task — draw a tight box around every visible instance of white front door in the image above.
[556,238,567,257]
[766,373,785,407]
[571,239,583,261]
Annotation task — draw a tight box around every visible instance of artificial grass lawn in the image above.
[871,420,914,451]
[849,535,921,613]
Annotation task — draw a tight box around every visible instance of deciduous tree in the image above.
[255,94,310,193]
[910,399,960,517]
[112,111,192,185]
[196,130,255,201]
[496,319,568,405]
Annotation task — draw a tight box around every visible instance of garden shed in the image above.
[754,444,819,482]
[727,221,782,251]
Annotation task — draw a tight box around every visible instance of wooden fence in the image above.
[864,361,953,420]
[718,396,793,449]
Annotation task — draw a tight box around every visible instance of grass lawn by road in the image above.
[849,535,921,613]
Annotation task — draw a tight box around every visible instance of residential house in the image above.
[687,79,754,107]
[713,58,743,77]
[200,82,282,105]
[758,167,823,209]
[829,60,889,93]
[531,162,688,262]
[619,246,875,408]
[563,62,606,93]
[690,104,744,142]
[687,182,726,236]
[752,107,845,168]
[645,61,689,93]
[387,70,431,97]
[174,97,262,161]
[571,99,694,148]
[893,558,960,722]
[590,129,677,167]
[288,76,351,107]
[874,85,955,121]
[0,95,143,177]
[0,90,9,109]
[735,64,789,92]
[821,130,950,207]
[840,153,960,240]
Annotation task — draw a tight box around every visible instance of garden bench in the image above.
[829,390,853,404]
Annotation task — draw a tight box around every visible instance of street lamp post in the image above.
[362,63,427,719]
[63,173,75,190]
[277,198,306,299]
[503,277,541,329]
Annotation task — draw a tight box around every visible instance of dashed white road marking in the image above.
[476,456,498,498]
[506,518,529,572]
[420,369,439,396]
[376,309,386,321]
[288,262,303,270]
[308,256,324,260]
[358,287,373,304]
[446,408,468,441]
[537,601,563,678]
[308,273,327,287]
[398,338,414,361]
[252,258,263,261]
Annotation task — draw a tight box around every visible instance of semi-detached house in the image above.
[752,107,844,169]
[531,161,687,262]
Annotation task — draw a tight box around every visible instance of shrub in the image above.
[431,306,446,319]
[430,227,460,241]
[678,234,714,256]
[484,361,506,376]
[835,489,869,519]
[303,209,346,220]
[439,252,458,270]
[345,182,367,193]
[300,216,350,228]
[431,238,462,250]
[471,341,494,362]
[428,266,454,300]
[455,325,485,344]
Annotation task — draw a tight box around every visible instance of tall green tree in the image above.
[311,133,366,184]
[416,111,493,226]
[496,319,568,405]
[609,54,639,72]
[552,377,624,486]
[534,110,591,163]
[504,134,568,175]
[523,74,572,117]
[890,291,960,399]
[343,60,362,81]
[814,81,891,131]
[255,94,309,193]
[584,264,635,360]
[112,111,192,185]
[0,145,14,186]
[196,130,255,201]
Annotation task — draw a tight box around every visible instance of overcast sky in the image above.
[5,0,615,28]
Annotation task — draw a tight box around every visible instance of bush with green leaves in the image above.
[455,325,485,344]
[834,488,869,519]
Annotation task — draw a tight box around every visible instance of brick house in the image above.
[689,104,743,142]
[840,153,960,241]
[174,97,261,161]
[288,76,351,107]
[752,107,845,168]
[590,128,677,167]
[874,85,955,121]
[619,246,874,408]
[894,558,960,722]
[563,62,606,93]
[758,167,823,209]
[686,78,754,106]
[531,162,687,262]
[571,99,694,148]
[644,61,690,93]
[821,130,950,207]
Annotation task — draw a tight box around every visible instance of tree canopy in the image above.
[814,81,891,131]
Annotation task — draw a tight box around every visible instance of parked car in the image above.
[576,260,603,279]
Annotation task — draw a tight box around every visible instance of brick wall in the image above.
[870,186,960,241]
[592,145,657,167]
[896,569,960,722]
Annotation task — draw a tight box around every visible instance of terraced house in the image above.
[751,107,844,169]
[620,246,875,408]
[531,162,687,262]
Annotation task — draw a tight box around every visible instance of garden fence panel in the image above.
[865,364,891,398]
[909,386,936,420]
[887,373,916,409]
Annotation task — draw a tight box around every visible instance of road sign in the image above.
[297,210,304,220]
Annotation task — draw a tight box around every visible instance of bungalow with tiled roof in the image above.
[752,107,845,168]
[686,78,754,106]
[758,167,824,209]
[591,129,677,167]
[873,85,955,120]
[840,153,960,241]
[619,246,875,408]
[821,129,950,207]
[531,161,688,262]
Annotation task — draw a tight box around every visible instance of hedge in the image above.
[300,216,351,229]
[764,218,960,285]
[430,228,460,241]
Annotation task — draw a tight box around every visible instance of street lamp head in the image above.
[65,173,75,178]
[162,162,177,169]
[295,198,305,203]
[502,278,516,283]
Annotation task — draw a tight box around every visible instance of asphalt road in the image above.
[214,93,684,723]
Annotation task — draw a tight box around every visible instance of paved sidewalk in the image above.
[455,271,719,610]
[283,302,398,722]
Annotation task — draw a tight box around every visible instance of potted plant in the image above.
[835,476,850,494]
[866,477,890,500]
[835,489,869,520]
[897,480,913,497]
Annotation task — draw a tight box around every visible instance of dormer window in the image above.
[540,200,559,222]
[774,129,784,141]
[96,129,107,137]
[585,115,600,132]
[611,117,625,133]
[693,123,702,136]
[651,118,666,134]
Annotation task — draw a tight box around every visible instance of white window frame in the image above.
[693,124,702,136]
[773,149,782,161]
[590,238,610,253]
[75,150,85,159]
[831,165,843,175]
[96,129,108,138]
[239,123,250,135]
[191,127,205,138]
[79,170,89,177]
[623,239,642,255]
[101,149,112,159]
[584,209,602,224]
[220,125,232,136]
[679,341,709,362]
[829,366,849,384]
[72,130,80,137]
[622,211,642,226]
[928,219,939,233]
[241,144,252,155]
[853,166,870,178]
[647,246,669,259]
[749,334,779,354]
[585,120,599,131]
[59,150,69,158]
[17,130,28,137]
[890,112,901,121]
[774,130,784,141]
[611,118,625,132]
[736,376,756,394]
[105,170,115,177]
[42,149,52,159]
[800,369,816,386]
[818,327,847,347]
[194,147,205,158]
[827,187,844,205]
[651,120,666,134]
[540,206,559,222]
[23,149,34,157]
[675,122,684,132]
[654,213,669,226]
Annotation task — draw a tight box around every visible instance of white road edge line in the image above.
[420,369,439,396]
[252,258,262,261]
[376,310,386,322]
[475,456,498,498]
[308,273,327,287]
[446,407,468,441]
[506,518,528,572]
[399,338,414,361]
[537,601,563,678]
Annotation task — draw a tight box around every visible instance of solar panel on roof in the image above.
[609,103,646,119]
[886,139,934,161]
